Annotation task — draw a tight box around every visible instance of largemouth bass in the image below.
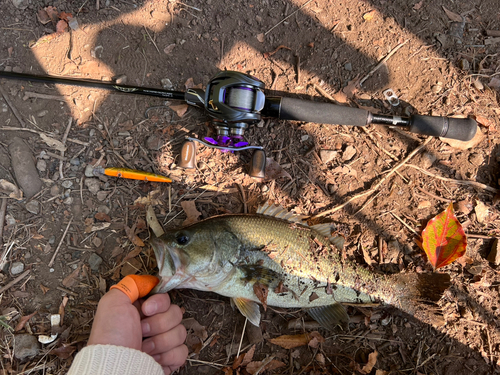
[151,202,450,329]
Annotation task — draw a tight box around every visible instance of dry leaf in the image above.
[52,345,76,359]
[359,351,378,374]
[37,9,51,24]
[164,43,176,55]
[40,284,50,294]
[181,200,201,225]
[333,165,357,177]
[62,266,81,288]
[169,103,189,118]
[94,212,111,222]
[475,201,489,223]
[307,331,325,348]
[44,6,59,24]
[241,345,256,367]
[342,76,360,99]
[413,0,424,10]
[15,311,37,332]
[256,33,265,43]
[269,332,323,349]
[58,11,73,21]
[39,133,66,152]
[442,6,463,22]
[315,353,326,366]
[246,360,285,374]
[363,10,377,21]
[182,318,208,341]
[265,157,291,180]
[184,77,195,89]
[475,115,494,129]
[222,368,233,375]
[342,145,357,161]
[110,246,125,258]
[440,127,484,150]
[0,179,23,200]
[56,20,68,34]
[253,283,269,311]
[376,370,389,375]
[146,205,164,237]
[124,225,145,247]
[123,246,143,263]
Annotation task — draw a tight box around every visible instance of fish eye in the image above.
[176,233,189,245]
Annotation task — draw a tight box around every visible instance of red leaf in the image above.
[253,283,268,311]
[56,20,68,34]
[420,203,467,269]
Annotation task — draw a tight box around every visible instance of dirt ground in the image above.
[0,0,499,373]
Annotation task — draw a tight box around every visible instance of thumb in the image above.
[110,275,159,303]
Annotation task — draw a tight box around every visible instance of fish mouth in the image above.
[149,237,186,294]
[149,238,171,293]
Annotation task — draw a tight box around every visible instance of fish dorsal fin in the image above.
[308,303,349,330]
[256,201,305,224]
[232,297,261,327]
[310,223,345,250]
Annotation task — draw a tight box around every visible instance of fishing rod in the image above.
[0,70,477,178]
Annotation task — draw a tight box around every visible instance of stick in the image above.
[360,40,409,86]
[59,118,72,180]
[237,183,247,214]
[0,85,26,127]
[265,0,314,35]
[0,198,7,246]
[48,217,73,268]
[406,164,499,193]
[0,270,30,294]
[23,91,65,101]
[236,318,247,359]
[313,137,432,218]
[143,27,160,54]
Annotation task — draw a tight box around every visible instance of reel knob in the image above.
[178,140,196,169]
[248,149,266,179]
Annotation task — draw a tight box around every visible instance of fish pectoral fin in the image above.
[232,297,261,327]
[239,264,280,285]
[307,303,349,330]
[310,223,345,250]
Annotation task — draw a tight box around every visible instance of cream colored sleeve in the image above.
[67,344,164,375]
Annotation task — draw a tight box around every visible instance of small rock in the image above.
[455,200,473,214]
[342,145,356,161]
[469,153,484,167]
[161,78,173,89]
[475,201,489,223]
[97,205,110,215]
[84,178,101,195]
[4,66,12,72]
[458,59,470,71]
[473,79,484,91]
[63,197,74,205]
[48,236,56,245]
[70,158,81,166]
[344,62,352,71]
[9,137,43,198]
[319,150,338,164]
[92,237,103,247]
[36,159,47,173]
[14,334,40,360]
[261,185,269,192]
[84,164,96,177]
[25,201,40,215]
[301,134,309,142]
[114,75,127,84]
[96,191,108,202]
[256,120,265,128]
[10,262,25,275]
[50,185,61,197]
[37,110,48,118]
[61,180,73,189]
[421,152,437,169]
[5,214,16,226]
[12,66,23,73]
[487,239,500,265]
[146,134,163,151]
[431,82,443,94]
[88,253,103,272]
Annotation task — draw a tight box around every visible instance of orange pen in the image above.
[102,167,172,183]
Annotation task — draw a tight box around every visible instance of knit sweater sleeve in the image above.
[67,344,164,375]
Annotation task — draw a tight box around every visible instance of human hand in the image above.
[88,289,188,374]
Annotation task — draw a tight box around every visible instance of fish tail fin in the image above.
[397,272,451,304]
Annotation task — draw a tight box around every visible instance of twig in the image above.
[56,286,79,297]
[59,118,72,180]
[143,27,160,54]
[23,91,65,101]
[236,318,247,359]
[186,359,226,368]
[391,212,419,235]
[0,198,7,246]
[295,54,300,83]
[360,39,409,86]
[313,137,432,218]
[416,186,452,202]
[406,164,499,193]
[360,127,398,161]
[313,84,337,102]
[0,270,30,294]
[0,85,26,127]
[265,0,314,35]
[253,356,275,375]
[48,217,73,268]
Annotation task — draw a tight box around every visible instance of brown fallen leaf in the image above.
[15,311,37,332]
[269,331,324,349]
[475,115,494,129]
[274,280,289,294]
[40,284,50,294]
[52,345,76,359]
[62,266,81,288]
[59,11,73,21]
[182,318,208,341]
[442,6,464,22]
[123,246,143,263]
[475,200,489,223]
[181,200,201,226]
[164,43,176,55]
[169,103,189,118]
[37,9,51,24]
[124,225,145,247]
[265,157,291,180]
[56,19,68,33]
[241,344,256,367]
[307,331,325,348]
[95,212,111,222]
[263,45,291,59]
[253,283,269,311]
[110,246,125,259]
[44,6,59,24]
[246,359,285,374]
[413,0,424,10]
[359,351,378,374]
[440,127,484,150]
[342,75,360,99]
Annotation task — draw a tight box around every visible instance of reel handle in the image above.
[178,141,196,169]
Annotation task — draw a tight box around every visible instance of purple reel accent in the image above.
[204,136,249,153]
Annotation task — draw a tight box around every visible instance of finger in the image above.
[141,304,183,337]
[162,363,182,375]
[152,344,189,369]
[142,324,187,356]
[141,293,171,317]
